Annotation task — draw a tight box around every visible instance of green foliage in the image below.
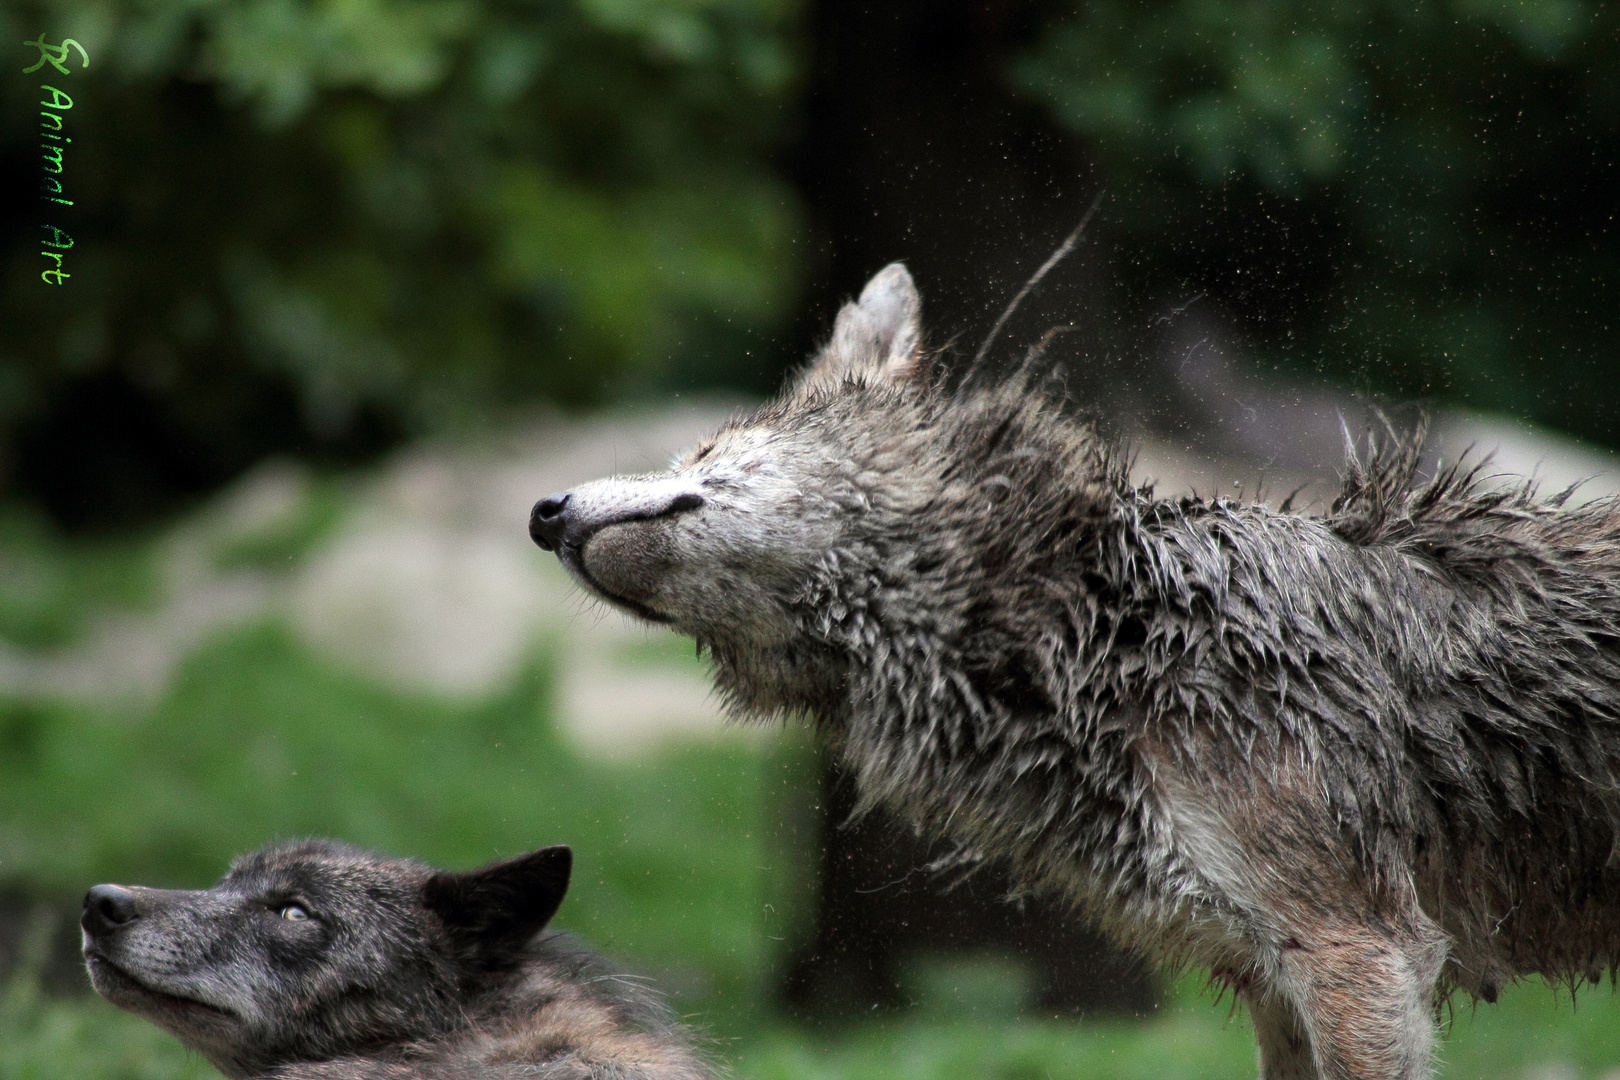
[0,621,816,1034]
[1015,0,1620,442]
[11,958,1620,1079]
[0,507,161,649]
[1017,0,1599,191]
[0,0,804,505]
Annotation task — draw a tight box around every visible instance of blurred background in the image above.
[2,1,1619,1077]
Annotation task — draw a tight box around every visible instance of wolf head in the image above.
[81,839,571,1079]
[532,263,1123,723]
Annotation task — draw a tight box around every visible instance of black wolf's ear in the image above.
[799,262,927,392]
[422,846,571,964]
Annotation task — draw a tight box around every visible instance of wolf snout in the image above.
[529,490,705,553]
[83,883,141,936]
[530,493,571,551]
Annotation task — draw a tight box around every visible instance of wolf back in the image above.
[81,838,714,1080]
[531,262,1620,1079]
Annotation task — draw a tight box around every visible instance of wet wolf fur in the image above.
[81,840,713,1080]
[531,264,1620,1079]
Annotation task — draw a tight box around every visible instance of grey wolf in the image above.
[530,263,1620,1079]
[81,839,714,1080]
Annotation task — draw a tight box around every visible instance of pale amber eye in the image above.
[280,904,310,922]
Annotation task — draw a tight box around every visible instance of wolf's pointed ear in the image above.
[799,262,927,392]
[423,846,571,964]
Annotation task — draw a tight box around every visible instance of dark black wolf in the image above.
[530,262,1620,1079]
[81,839,714,1080]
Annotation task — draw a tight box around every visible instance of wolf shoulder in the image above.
[262,937,713,1080]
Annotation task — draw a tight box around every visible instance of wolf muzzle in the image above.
[529,490,705,555]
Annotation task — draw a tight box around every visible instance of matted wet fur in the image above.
[81,839,714,1080]
[531,263,1620,1079]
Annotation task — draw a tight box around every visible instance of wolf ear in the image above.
[799,262,927,391]
[423,845,571,964]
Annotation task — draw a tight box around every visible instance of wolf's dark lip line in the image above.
[86,954,235,1017]
[560,541,674,625]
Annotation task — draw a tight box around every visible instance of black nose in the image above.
[82,884,141,936]
[530,493,571,551]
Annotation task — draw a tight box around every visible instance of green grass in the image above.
[736,975,1620,1080]
[749,972,1620,1080]
[8,967,1620,1080]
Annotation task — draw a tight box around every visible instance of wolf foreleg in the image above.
[1261,916,1446,1080]
[1246,988,1314,1079]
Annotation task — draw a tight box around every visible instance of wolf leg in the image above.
[1267,922,1444,1080]
[1152,743,1446,1078]
[1248,989,1317,1080]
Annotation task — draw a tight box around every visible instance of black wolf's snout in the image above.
[530,493,571,551]
[83,884,141,936]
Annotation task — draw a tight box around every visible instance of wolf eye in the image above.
[691,442,714,463]
[279,904,311,922]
